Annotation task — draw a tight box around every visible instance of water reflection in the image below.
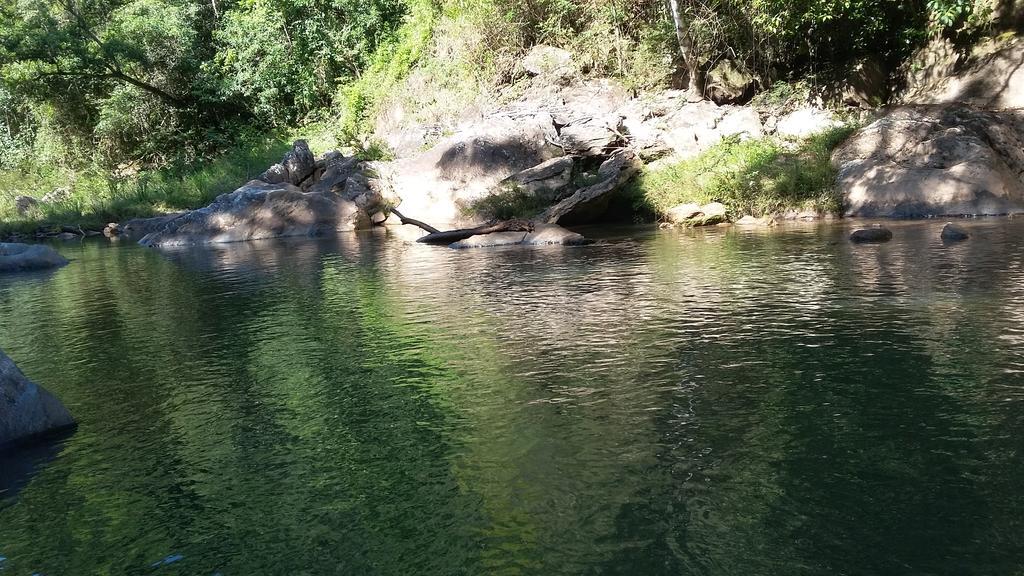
[0,220,1023,574]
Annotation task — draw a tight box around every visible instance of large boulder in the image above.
[901,36,1024,110]
[0,349,74,449]
[842,58,889,108]
[500,157,575,203]
[139,181,377,248]
[259,140,317,186]
[705,60,758,105]
[14,196,38,215]
[775,107,842,139]
[539,150,641,225]
[0,243,68,273]
[376,113,563,226]
[833,105,1024,217]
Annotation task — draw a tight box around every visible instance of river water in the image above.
[1,220,1023,575]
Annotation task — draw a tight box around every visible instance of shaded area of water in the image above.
[1,220,1023,575]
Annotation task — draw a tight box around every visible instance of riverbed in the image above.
[2,220,1023,574]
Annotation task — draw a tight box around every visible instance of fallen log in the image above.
[390,209,535,245]
[416,219,535,245]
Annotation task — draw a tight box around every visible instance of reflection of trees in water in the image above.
[2,220,1024,574]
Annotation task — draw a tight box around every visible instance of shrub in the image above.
[634,125,856,219]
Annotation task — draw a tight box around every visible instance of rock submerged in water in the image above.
[0,348,75,450]
[850,227,893,243]
[448,224,591,249]
[941,222,970,242]
[0,243,68,273]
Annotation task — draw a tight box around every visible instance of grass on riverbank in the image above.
[0,127,338,237]
[633,125,857,219]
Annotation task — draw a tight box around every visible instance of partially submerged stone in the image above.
[941,223,970,242]
[521,224,591,246]
[0,348,75,450]
[139,181,377,248]
[0,243,68,273]
[665,203,703,224]
[449,231,529,249]
[664,202,730,227]
[735,215,775,226]
[447,224,590,249]
[850,227,893,243]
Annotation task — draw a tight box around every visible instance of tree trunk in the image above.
[390,209,534,245]
[667,0,702,94]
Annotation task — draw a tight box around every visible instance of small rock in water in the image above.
[941,222,969,242]
[849,226,893,243]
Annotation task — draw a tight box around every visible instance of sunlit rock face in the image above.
[834,106,1024,218]
[0,349,74,449]
[139,181,378,248]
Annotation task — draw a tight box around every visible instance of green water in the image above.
[1,221,1024,575]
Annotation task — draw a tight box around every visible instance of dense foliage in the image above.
[0,0,1001,175]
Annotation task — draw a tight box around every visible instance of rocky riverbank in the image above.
[6,37,1024,248]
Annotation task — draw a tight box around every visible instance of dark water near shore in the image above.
[2,220,1024,575]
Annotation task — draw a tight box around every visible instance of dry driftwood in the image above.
[391,209,534,245]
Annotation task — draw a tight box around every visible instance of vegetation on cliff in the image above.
[0,0,1011,232]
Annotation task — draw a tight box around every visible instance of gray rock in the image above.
[308,155,362,195]
[664,202,729,226]
[776,108,842,139]
[139,181,373,248]
[14,196,38,216]
[120,213,187,238]
[41,187,71,204]
[850,227,893,243]
[447,224,590,249]
[376,113,563,225]
[283,140,316,185]
[941,223,970,241]
[735,215,771,226]
[449,231,529,249]
[558,115,626,156]
[500,157,575,202]
[521,224,591,246]
[665,203,703,224]
[834,106,1024,217]
[259,163,289,185]
[0,243,69,273]
[522,45,573,77]
[717,107,765,140]
[259,140,316,186]
[706,60,758,105]
[901,36,1024,111]
[842,58,888,108]
[701,202,728,218]
[0,348,75,449]
[540,150,640,225]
